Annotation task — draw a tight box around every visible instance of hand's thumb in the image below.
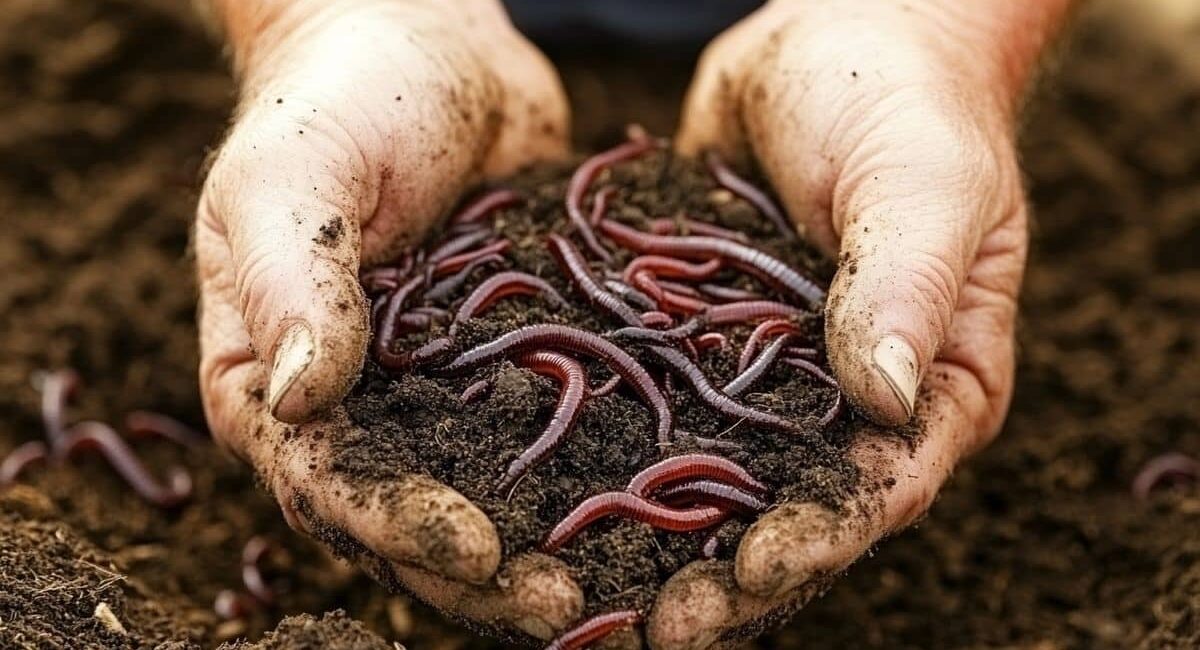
[200,101,370,424]
[826,126,1016,426]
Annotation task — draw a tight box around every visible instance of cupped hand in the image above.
[195,0,581,640]
[649,1,1073,646]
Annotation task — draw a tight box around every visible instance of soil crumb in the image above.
[219,612,392,650]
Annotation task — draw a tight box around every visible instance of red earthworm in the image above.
[655,479,770,515]
[241,536,277,604]
[704,150,795,239]
[360,266,404,294]
[124,411,207,447]
[656,279,707,300]
[598,219,824,307]
[431,239,511,276]
[591,374,621,398]
[725,334,796,397]
[448,188,523,225]
[782,357,844,427]
[626,453,768,497]
[449,271,566,336]
[460,379,493,405]
[62,421,192,508]
[497,352,589,494]
[1132,452,1199,500]
[426,228,494,265]
[608,316,707,346]
[640,311,674,328]
[786,346,820,360]
[567,138,659,261]
[0,441,48,488]
[623,256,722,284]
[695,300,802,328]
[214,589,259,620]
[697,282,762,303]
[377,334,455,371]
[588,186,618,226]
[643,344,802,435]
[546,234,641,326]
[700,534,720,559]
[411,306,450,320]
[542,492,724,552]
[373,276,425,368]
[648,216,751,243]
[40,369,80,453]
[546,610,642,650]
[424,252,506,301]
[602,279,657,311]
[432,324,673,444]
[692,332,728,352]
[738,318,801,373]
[630,272,710,315]
[396,312,432,332]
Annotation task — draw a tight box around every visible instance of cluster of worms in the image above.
[0,369,201,507]
[214,536,280,620]
[362,130,841,649]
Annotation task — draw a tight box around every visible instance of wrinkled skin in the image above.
[195,0,1071,646]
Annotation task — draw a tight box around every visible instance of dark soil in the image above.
[0,0,1196,649]
[336,150,858,618]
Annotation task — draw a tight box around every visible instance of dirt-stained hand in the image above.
[650,1,1074,647]
[195,0,581,640]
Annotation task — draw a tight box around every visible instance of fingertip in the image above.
[647,563,731,650]
[734,502,843,598]
[399,476,502,584]
[500,554,584,640]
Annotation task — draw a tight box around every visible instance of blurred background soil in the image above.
[0,0,1196,647]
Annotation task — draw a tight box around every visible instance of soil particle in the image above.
[218,612,393,650]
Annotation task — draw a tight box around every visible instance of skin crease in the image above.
[194,0,1073,646]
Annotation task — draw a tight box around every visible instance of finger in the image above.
[200,102,370,423]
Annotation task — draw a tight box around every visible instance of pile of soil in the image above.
[336,150,861,618]
[0,0,1196,648]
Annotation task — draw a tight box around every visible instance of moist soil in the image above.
[0,1,1197,649]
[336,149,859,619]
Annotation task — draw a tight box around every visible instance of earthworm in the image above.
[697,282,762,303]
[567,138,659,261]
[373,276,425,368]
[40,369,80,453]
[738,318,801,373]
[241,536,277,604]
[783,357,844,427]
[360,266,404,294]
[546,610,642,650]
[648,216,750,243]
[542,491,725,552]
[591,375,621,398]
[411,306,451,320]
[449,271,566,336]
[693,300,802,328]
[598,219,824,307]
[785,346,820,360]
[588,186,618,226]
[432,324,673,444]
[448,188,523,225]
[630,272,711,315]
[626,453,768,497]
[725,334,796,397]
[431,239,511,276]
[640,311,674,328]
[214,589,259,620]
[704,150,795,239]
[377,335,455,371]
[460,379,493,405]
[643,344,802,434]
[1132,452,1200,500]
[655,479,770,515]
[623,256,722,284]
[396,312,431,331]
[124,411,207,447]
[603,279,657,311]
[655,279,707,300]
[692,332,728,352]
[701,534,720,559]
[546,234,641,326]
[0,441,48,488]
[497,352,589,493]
[62,421,192,507]
[424,253,506,302]
[426,228,494,265]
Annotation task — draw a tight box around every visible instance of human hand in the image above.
[650,1,1073,646]
[195,0,582,640]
